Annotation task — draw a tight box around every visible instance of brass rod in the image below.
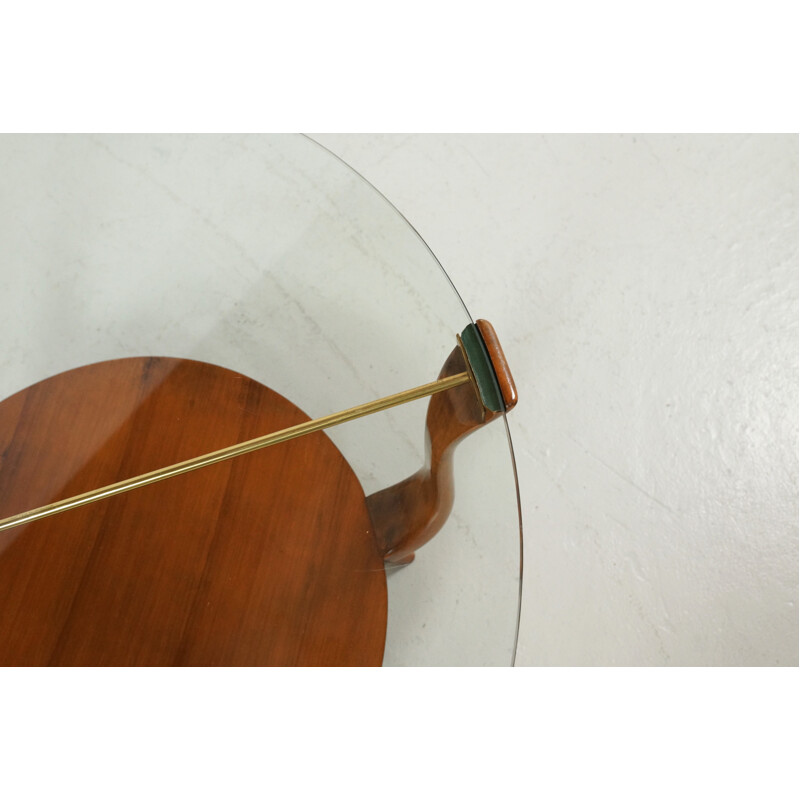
[0,371,472,534]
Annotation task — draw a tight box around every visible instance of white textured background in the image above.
[313,133,798,666]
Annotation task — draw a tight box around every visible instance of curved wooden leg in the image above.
[367,320,517,565]
[387,553,416,567]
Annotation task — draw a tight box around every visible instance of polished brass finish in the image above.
[0,371,472,534]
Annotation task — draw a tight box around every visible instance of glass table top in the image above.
[0,133,522,665]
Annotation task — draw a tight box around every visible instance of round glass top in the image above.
[0,133,521,665]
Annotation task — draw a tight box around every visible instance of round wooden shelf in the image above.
[0,357,388,666]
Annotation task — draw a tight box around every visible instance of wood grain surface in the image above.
[0,357,387,666]
[476,319,517,411]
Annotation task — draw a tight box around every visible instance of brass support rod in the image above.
[0,371,472,534]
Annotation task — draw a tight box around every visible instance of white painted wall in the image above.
[312,134,798,666]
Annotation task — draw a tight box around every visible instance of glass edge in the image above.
[502,412,524,667]
[303,133,524,668]
[301,134,474,325]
